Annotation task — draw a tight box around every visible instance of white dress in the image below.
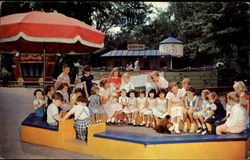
[123,97,138,114]
[153,98,168,118]
[166,89,185,119]
[100,87,122,119]
[137,97,147,114]
[144,98,155,116]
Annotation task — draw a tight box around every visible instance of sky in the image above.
[107,2,169,34]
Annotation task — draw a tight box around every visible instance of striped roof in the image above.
[101,50,172,57]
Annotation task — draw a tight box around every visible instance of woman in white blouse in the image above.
[216,91,249,134]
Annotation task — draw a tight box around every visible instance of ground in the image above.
[0,87,100,159]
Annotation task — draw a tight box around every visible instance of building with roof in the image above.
[101,35,184,70]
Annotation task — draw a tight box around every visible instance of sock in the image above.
[202,124,206,129]
[197,123,202,128]
[111,117,115,123]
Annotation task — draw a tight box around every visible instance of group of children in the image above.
[32,64,250,141]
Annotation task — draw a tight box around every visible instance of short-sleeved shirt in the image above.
[47,103,59,124]
[156,77,169,89]
[145,82,156,95]
[120,82,135,93]
[68,104,90,120]
[33,98,44,109]
[88,95,100,108]
[55,73,70,88]
[166,89,184,106]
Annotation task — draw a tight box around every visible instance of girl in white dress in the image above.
[166,82,185,134]
[120,73,135,93]
[99,78,122,124]
[137,89,147,126]
[123,89,138,125]
[145,89,156,127]
[153,89,168,125]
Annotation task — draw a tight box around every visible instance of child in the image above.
[153,115,171,134]
[62,96,92,140]
[145,73,156,96]
[99,78,122,124]
[119,89,129,124]
[153,89,168,125]
[181,78,191,131]
[47,93,64,126]
[123,89,138,126]
[55,64,70,89]
[33,89,47,118]
[71,88,82,105]
[202,92,226,135]
[137,89,147,126]
[108,67,122,95]
[233,81,250,117]
[44,85,54,106]
[184,87,200,133]
[216,91,249,134]
[166,82,185,134]
[56,83,72,114]
[151,71,169,95]
[80,65,94,97]
[88,86,106,123]
[196,89,211,133]
[180,78,191,96]
[145,89,156,127]
[120,72,135,93]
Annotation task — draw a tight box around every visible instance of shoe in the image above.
[196,127,203,133]
[169,124,175,132]
[146,123,150,128]
[201,130,207,135]
[183,122,188,132]
[152,123,155,128]
[111,118,115,123]
[133,122,136,126]
[140,121,145,126]
[189,123,195,133]
[174,124,180,134]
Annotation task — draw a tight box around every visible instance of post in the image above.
[43,46,46,92]
[170,57,173,70]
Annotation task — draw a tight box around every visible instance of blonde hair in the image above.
[110,67,122,77]
[182,77,191,85]
[151,71,160,77]
[169,81,178,91]
[201,89,211,100]
[209,92,220,103]
[91,86,99,95]
[122,72,130,81]
[233,81,247,92]
[227,91,240,103]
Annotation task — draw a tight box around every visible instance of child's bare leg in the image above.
[206,123,212,132]
[183,109,188,122]
[216,124,228,134]
[187,110,194,123]
[198,113,205,126]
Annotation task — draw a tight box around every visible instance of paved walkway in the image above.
[0,87,101,159]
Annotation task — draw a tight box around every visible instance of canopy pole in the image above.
[43,43,46,93]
